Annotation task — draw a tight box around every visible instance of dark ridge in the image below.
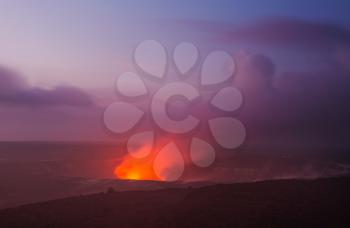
[0,176,349,228]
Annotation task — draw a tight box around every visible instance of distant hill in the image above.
[1,177,350,228]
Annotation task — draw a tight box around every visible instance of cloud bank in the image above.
[0,66,94,106]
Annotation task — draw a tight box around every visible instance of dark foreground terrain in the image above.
[1,141,350,209]
[0,177,350,228]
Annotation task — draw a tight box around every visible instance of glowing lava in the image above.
[115,140,186,181]
[114,153,160,181]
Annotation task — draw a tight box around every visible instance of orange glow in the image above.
[114,147,160,181]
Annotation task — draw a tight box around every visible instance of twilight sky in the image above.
[0,0,350,144]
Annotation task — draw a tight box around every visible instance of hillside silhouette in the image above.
[0,177,349,228]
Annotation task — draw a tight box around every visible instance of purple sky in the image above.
[0,0,350,146]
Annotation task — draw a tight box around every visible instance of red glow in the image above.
[114,147,160,181]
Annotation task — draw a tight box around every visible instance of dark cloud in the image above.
[274,67,350,136]
[234,53,275,93]
[173,17,350,51]
[0,67,27,95]
[233,53,350,155]
[0,66,94,106]
[193,16,350,152]
[227,17,350,50]
[170,16,350,161]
